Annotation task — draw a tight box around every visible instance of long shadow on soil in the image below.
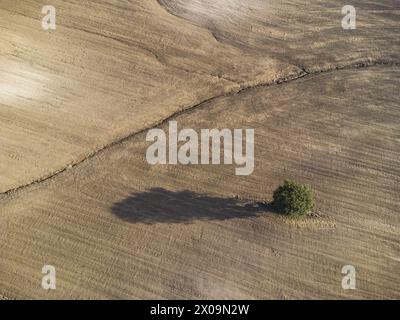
[111,188,272,224]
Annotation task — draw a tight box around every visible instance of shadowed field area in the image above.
[112,188,267,224]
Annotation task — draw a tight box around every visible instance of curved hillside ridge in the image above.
[158,0,400,68]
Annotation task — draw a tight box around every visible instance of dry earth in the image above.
[0,0,399,299]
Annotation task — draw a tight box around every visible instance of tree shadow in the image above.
[111,188,274,224]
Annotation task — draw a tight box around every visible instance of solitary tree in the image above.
[273,180,314,217]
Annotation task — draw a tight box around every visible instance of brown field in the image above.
[0,0,399,299]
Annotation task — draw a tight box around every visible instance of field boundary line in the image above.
[1,59,399,199]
